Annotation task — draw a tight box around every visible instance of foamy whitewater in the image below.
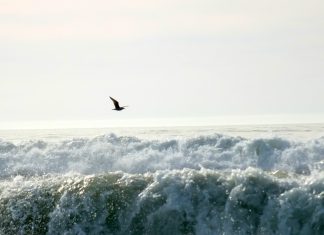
[0,125,324,235]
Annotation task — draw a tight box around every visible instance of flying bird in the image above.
[109,97,127,111]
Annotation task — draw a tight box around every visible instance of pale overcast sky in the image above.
[1,0,324,127]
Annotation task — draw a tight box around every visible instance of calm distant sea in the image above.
[1,123,324,142]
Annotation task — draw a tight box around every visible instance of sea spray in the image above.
[1,134,324,177]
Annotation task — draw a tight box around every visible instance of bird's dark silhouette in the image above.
[109,97,127,111]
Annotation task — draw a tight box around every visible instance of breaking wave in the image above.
[1,133,324,234]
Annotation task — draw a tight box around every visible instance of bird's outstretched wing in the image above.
[109,96,121,109]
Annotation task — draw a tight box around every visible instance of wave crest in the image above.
[1,169,324,234]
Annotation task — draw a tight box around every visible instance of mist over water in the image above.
[0,125,324,234]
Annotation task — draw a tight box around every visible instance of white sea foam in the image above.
[0,133,324,178]
[1,127,324,234]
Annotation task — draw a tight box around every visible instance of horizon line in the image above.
[0,114,324,130]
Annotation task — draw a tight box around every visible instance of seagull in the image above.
[109,97,127,111]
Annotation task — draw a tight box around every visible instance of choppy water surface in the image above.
[0,125,324,234]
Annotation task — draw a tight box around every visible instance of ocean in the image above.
[0,124,324,235]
